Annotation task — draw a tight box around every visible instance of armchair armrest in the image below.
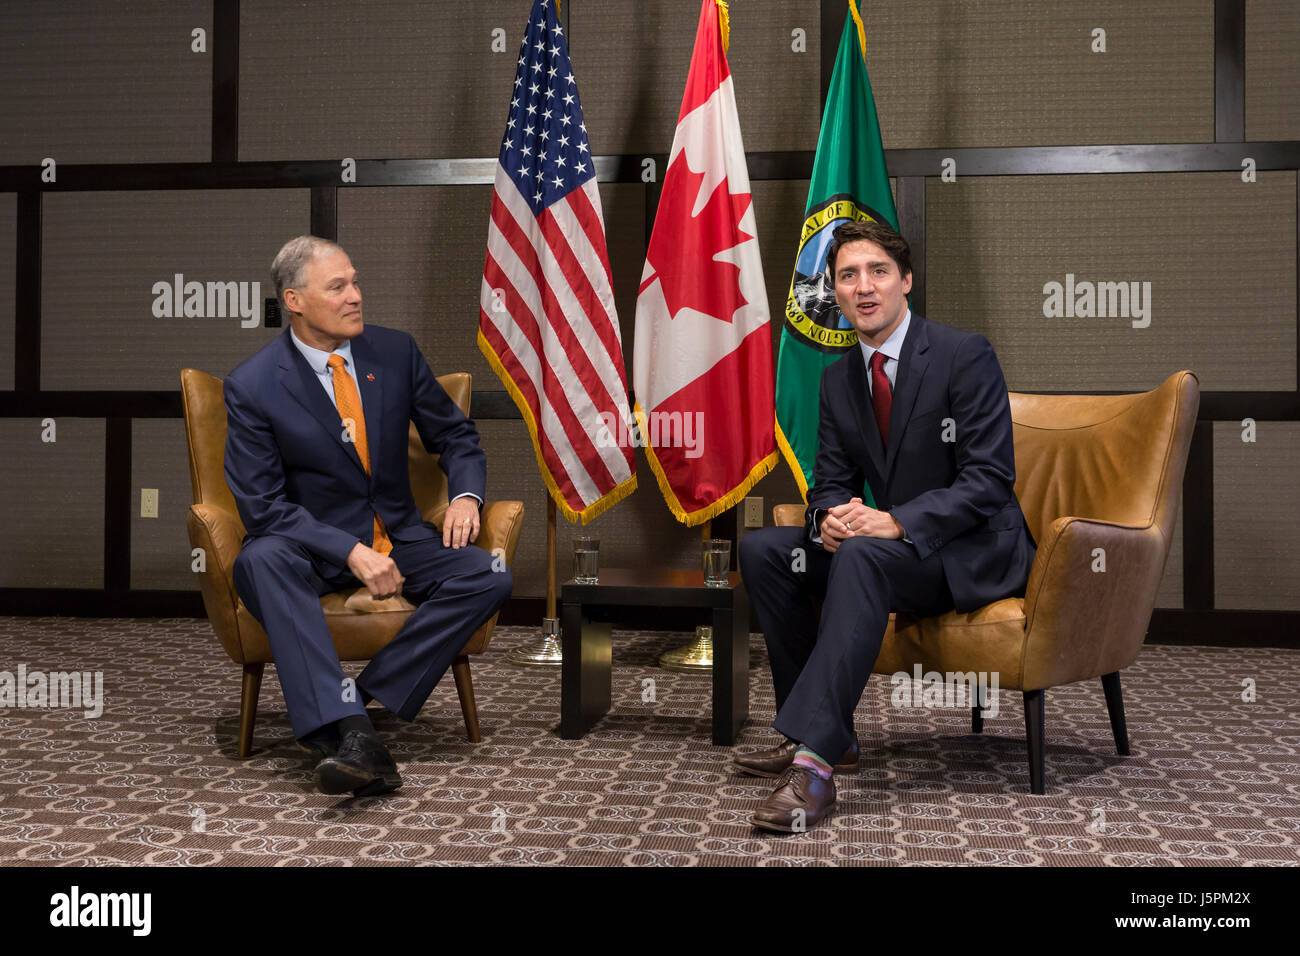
[773,503,804,528]
[422,500,525,565]
[423,502,449,529]
[475,500,525,565]
[186,503,248,663]
[1021,515,1166,689]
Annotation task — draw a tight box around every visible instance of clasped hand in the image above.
[818,497,903,553]
[347,542,405,600]
[345,498,480,599]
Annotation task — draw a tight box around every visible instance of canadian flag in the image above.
[633,0,776,526]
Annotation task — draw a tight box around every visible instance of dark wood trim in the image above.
[103,417,132,596]
[819,0,840,111]
[1147,608,1298,647]
[5,390,1294,423]
[744,152,814,181]
[643,175,661,250]
[882,143,1300,177]
[14,191,40,393]
[1214,0,1246,143]
[895,176,926,315]
[211,0,240,163]
[0,589,205,616]
[0,389,522,420]
[1183,421,1215,611]
[497,595,546,626]
[4,144,1297,193]
[310,186,338,240]
[0,392,185,416]
[1198,392,1300,420]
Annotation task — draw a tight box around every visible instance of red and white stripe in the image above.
[479,166,636,521]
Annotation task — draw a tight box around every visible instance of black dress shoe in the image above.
[294,728,339,764]
[314,730,402,796]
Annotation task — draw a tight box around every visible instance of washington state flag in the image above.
[775,1,897,504]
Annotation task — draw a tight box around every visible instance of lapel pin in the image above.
[367,373,375,381]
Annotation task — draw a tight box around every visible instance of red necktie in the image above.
[869,350,892,445]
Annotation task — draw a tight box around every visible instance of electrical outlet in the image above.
[141,488,159,518]
[743,495,763,528]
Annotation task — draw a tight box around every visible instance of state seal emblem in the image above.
[783,195,889,353]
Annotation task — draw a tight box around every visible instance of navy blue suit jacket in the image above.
[223,325,486,575]
[805,314,1036,613]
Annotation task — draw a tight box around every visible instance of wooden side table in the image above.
[559,567,750,745]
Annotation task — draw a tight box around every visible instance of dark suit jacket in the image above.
[805,314,1036,613]
[223,325,486,574]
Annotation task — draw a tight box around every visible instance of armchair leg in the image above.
[971,682,984,733]
[1101,671,1131,756]
[237,663,264,760]
[452,655,481,743]
[1023,689,1046,795]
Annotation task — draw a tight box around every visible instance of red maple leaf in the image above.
[642,157,754,323]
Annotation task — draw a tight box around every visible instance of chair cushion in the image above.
[235,591,496,664]
[874,598,1029,689]
[342,589,418,614]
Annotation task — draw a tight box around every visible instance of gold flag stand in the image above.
[658,520,715,673]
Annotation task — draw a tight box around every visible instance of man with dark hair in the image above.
[737,219,1035,832]
[223,236,513,797]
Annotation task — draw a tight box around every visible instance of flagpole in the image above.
[547,496,558,620]
[490,0,630,666]
[508,496,563,666]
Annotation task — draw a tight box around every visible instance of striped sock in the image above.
[792,747,833,780]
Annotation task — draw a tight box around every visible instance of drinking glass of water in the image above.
[573,536,600,584]
[703,539,730,587]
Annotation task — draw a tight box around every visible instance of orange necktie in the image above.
[327,354,392,556]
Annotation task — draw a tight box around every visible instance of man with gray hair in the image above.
[223,235,512,796]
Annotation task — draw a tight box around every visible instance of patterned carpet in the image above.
[1,616,1297,866]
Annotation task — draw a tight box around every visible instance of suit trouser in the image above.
[233,526,513,739]
[738,526,954,762]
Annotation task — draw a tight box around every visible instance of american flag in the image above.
[478,0,636,524]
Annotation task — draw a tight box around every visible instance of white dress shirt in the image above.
[812,310,913,547]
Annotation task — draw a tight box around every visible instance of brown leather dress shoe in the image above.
[751,765,836,833]
[731,734,859,778]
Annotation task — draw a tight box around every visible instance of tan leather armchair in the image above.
[181,368,524,758]
[772,370,1199,793]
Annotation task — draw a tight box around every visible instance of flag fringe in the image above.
[635,401,778,527]
[847,0,867,63]
[774,419,810,503]
[714,0,730,53]
[477,327,637,525]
